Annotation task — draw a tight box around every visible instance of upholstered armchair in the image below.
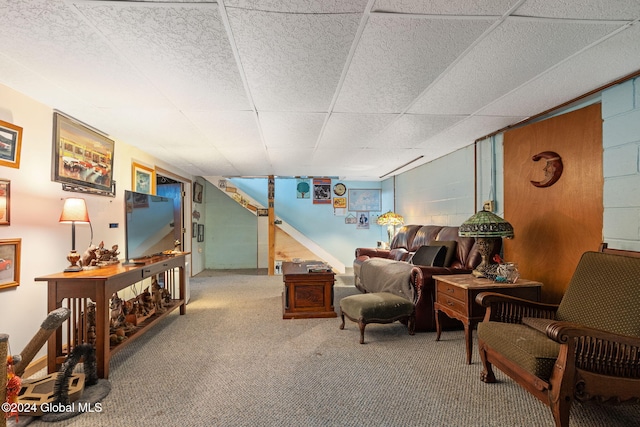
[475,245,640,427]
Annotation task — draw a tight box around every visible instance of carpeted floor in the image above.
[21,270,640,427]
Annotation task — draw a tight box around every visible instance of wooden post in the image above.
[1,333,8,427]
[268,176,275,275]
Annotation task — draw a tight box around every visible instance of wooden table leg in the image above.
[435,308,442,341]
[464,322,472,365]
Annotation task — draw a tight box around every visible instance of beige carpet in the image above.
[22,270,640,427]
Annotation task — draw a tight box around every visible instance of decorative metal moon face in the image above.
[530,151,563,188]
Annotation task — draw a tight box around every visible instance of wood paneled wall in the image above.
[503,103,603,303]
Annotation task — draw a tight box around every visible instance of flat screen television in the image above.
[124,190,177,262]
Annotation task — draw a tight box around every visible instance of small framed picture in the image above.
[0,238,21,290]
[0,179,9,225]
[356,211,370,229]
[132,161,156,195]
[197,224,205,242]
[193,181,204,203]
[0,120,22,169]
[192,223,197,238]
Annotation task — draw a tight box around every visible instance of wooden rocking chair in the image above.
[475,244,640,427]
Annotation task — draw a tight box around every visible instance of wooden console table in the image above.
[282,261,336,319]
[433,274,542,364]
[35,254,187,379]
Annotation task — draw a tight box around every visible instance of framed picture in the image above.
[0,179,9,225]
[132,162,156,195]
[0,120,22,169]
[193,181,203,203]
[52,113,114,194]
[313,178,331,204]
[348,189,381,212]
[197,224,205,242]
[192,223,197,238]
[333,197,346,209]
[356,211,370,229]
[296,179,310,199]
[0,238,21,290]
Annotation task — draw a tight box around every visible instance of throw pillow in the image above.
[410,245,447,267]
[429,240,457,267]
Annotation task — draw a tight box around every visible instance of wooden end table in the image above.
[282,261,336,319]
[433,274,542,364]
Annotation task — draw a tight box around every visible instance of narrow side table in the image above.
[433,274,542,364]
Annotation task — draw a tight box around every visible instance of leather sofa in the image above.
[354,224,500,332]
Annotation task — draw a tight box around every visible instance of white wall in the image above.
[394,146,477,226]
[0,83,193,362]
[602,77,640,251]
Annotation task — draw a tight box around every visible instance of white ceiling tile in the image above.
[319,113,398,148]
[227,8,361,111]
[75,2,250,111]
[334,15,494,113]
[0,1,170,109]
[259,112,326,148]
[514,0,640,20]
[372,0,520,15]
[185,111,263,150]
[479,23,640,117]
[409,18,622,115]
[369,114,467,149]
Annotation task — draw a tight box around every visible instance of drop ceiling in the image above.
[1,0,639,180]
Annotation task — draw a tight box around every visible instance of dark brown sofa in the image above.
[354,224,500,332]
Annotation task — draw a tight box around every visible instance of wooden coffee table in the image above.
[282,261,336,319]
[433,274,542,364]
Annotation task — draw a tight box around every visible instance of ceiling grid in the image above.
[0,0,638,179]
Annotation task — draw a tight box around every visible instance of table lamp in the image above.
[458,208,514,278]
[59,197,90,272]
[377,211,404,246]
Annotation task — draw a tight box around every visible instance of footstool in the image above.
[339,292,415,344]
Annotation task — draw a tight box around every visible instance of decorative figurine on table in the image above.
[80,241,120,268]
[151,278,166,313]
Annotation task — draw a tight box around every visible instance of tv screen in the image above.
[124,190,177,261]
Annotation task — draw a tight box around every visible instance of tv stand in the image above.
[35,254,187,379]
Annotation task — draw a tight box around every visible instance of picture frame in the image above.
[193,181,203,203]
[0,120,22,169]
[197,224,205,242]
[192,223,198,238]
[313,178,331,204]
[333,197,346,209]
[0,179,9,225]
[348,189,381,212]
[356,211,370,229]
[52,113,114,194]
[132,161,156,195]
[0,238,21,290]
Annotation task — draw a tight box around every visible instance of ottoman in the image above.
[339,292,415,344]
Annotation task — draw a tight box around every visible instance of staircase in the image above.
[204,177,346,273]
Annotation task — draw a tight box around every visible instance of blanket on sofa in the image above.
[359,258,415,302]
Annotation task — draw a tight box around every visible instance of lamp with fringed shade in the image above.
[458,209,514,278]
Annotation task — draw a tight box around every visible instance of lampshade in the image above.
[458,210,514,238]
[376,211,404,226]
[59,198,90,223]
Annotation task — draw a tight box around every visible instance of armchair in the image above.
[475,245,640,427]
